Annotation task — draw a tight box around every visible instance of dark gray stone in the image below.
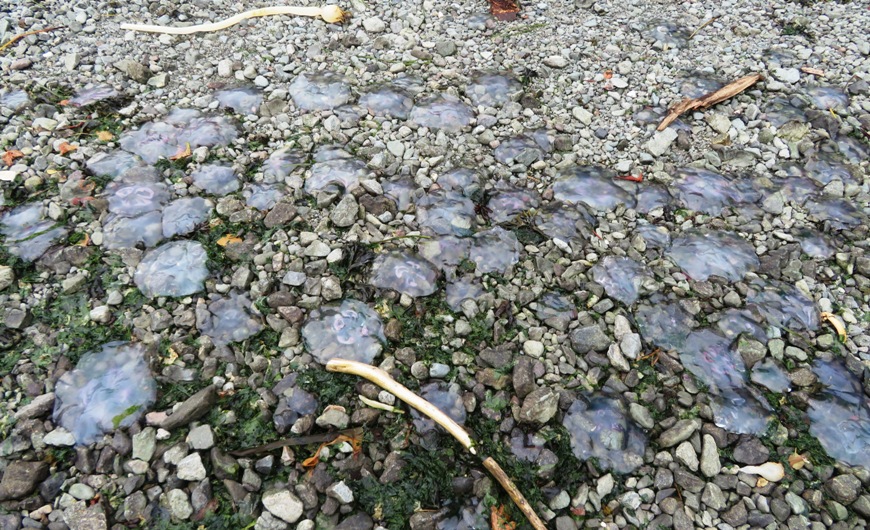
[512,356,537,399]
[335,512,374,530]
[733,437,769,464]
[825,474,861,504]
[0,461,49,500]
[722,500,748,526]
[160,386,217,430]
[264,203,297,228]
[570,324,610,353]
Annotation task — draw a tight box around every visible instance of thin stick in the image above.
[688,17,717,40]
[657,73,761,131]
[326,359,547,530]
[0,26,64,53]
[228,427,363,457]
[120,5,346,34]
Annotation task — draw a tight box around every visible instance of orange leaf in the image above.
[59,99,70,106]
[58,142,78,155]
[169,142,192,160]
[216,234,242,247]
[76,233,90,247]
[491,505,517,530]
[2,150,23,166]
[604,70,613,79]
[95,130,114,141]
[800,66,825,77]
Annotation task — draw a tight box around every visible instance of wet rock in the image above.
[160,386,217,430]
[659,419,701,448]
[570,325,610,354]
[0,461,49,500]
[518,387,558,424]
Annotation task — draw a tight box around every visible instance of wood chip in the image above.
[489,0,520,21]
[800,66,825,77]
[657,73,762,131]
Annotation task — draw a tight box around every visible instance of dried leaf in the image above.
[95,130,114,141]
[489,0,519,21]
[800,67,825,77]
[216,234,242,247]
[76,233,90,247]
[2,150,24,166]
[658,73,762,131]
[820,312,847,342]
[789,452,809,470]
[59,99,70,106]
[164,346,179,365]
[756,477,769,488]
[169,142,192,160]
[491,505,517,530]
[58,142,78,155]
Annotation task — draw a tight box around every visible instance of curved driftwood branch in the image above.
[120,5,346,35]
[326,358,546,530]
[657,73,762,131]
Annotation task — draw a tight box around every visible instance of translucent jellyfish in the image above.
[746,279,819,331]
[120,110,237,164]
[105,182,170,216]
[645,20,691,48]
[436,168,480,197]
[382,179,417,211]
[0,204,68,262]
[469,227,521,274]
[358,85,413,119]
[804,197,864,229]
[198,292,263,345]
[86,150,156,182]
[68,86,120,107]
[494,135,547,166]
[244,183,285,211]
[835,136,869,165]
[263,148,306,183]
[0,89,30,112]
[53,342,157,446]
[301,299,386,365]
[680,330,747,392]
[369,251,439,298]
[446,276,485,311]
[714,308,767,343]
[305,157,368,194]
[418,236,471,273]
[272,373,318,433]
[591,256,652,305]
[803,153,856,185]
[466,73,523,107]
[180,114,239,148]
[161,197,212,238]
[134,241,209,298]
[679,73,723,98]
[751,359,791,393]
[804,86,849,111]
[288,72,352,111]
[710,386,774,435]
[509,428,548,462]
[409,95,474,132]
[191,164,240,196]
[119,120,184,163]
[552,166,636,211]
[635,301,695,351]
[634,224,670,249]
[671,168,760,215]
[764,47,798,67]
[533,201,598,245]
[667,230,759,281]
[635,184,673,213]
[769,175,819,205]
[416,190,477,237]
[793,228,835,259]
[808,360,870,469]
[412,382,466,434]
[215,87,263,114]
[533,292,577,324]
[762,97,807,127]
[102,211,164,250]
[562,393,647,473]
[486,187,540,223]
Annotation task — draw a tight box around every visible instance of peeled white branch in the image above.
[120,5,346,35]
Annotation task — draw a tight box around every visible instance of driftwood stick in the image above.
[657,73,762,131]
[228,427,363,457]
[326,358,546,530]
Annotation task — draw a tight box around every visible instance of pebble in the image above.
[262,489,304,523]
[176,453,207,481]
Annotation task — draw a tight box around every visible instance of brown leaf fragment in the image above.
[657,73,762,131]
[169,142,191,160]
[216,234,242,247]
[58,142,78,155]
[95,130,114,141]
[800,66,825,77]
[2,149,24,166]
[490,0,520,21]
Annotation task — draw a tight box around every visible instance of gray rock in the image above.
[737,337,766,368]
[0,461,49,500]
[722,500,748,526]
[124,491,150,523]
[362,17,386,32]
[132,427,157,462]
[69,483,96,500]
[646,128,678,156]
[330,194,358,227]
[177,452,207,481]
[702,482,726,511]
[628,403,655,429]
[773,68,800,84]
[825,474,861,504]
[44,428,76,446]
[675,441,699,471]
[658,419,701,448]
[518,387,558,424]
[114,59,148,83]
[3,308,30,329]
[0,265,14,291]
[166,489,193,520]
[512,357,537,399]
[262,489,304,523]
[327,481,354,504]
[282,271,307,286]
[256,511,289,530]
[597,473,614,497]
[264,203,297,228]
[316,405,349,429]
[732,437,769,464]
[435,40,457,56]
[852,495,870,517]
[161,386,217,430]
[335,512,374,530]
[187,425,215,450]
[63,501,107,530]
[543,55,568,68]
[14,392,54,420]
[569,325,610,354]
[700,434,721,477]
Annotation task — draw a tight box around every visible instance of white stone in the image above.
[675,441,699,472]
[89,305,112,324]
[44,428,76,446]
[326,481,354,504]
[773,68,801,84]
[646,128,678,156]
[176,452,207,481]
[262,490,304,523]
[543,55,568,68]
[362,17,386,32]
[523,340,545,357]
